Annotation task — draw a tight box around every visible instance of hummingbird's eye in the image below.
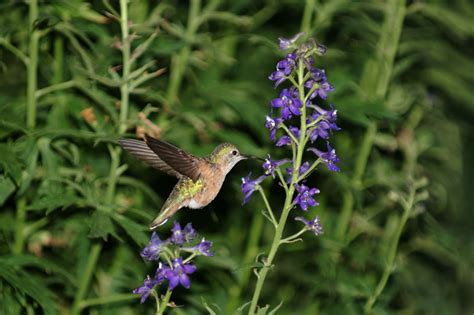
[232,150,238,156]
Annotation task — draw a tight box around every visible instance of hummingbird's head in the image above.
[211,143,247,173]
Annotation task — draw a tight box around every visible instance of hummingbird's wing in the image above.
[145,135,204,182]
[119,139,181,178]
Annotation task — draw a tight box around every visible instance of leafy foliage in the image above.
[0,0,472,314]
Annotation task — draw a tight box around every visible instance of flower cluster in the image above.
[242,34,342,236]
[133,222,213,303]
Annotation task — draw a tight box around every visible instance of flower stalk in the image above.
[244,35,339,314]
[26,0,39,129]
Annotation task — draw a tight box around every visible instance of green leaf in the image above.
[0,143,23,184]
[0,263,57,315]
[88,211,117,241]
[112,213,148,246]
[27,183,80,214]
[0,175,15,206]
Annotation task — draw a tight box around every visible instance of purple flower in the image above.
[183,238,213,257]
[294,184,320,211]
[241,173,266,204]
[308,106,340,142]
[308,143,340,172]
[262,155,289,178]
[269,53,298,87]
[276,135,291,147]
[271,88,302,120]
[170,222,196,245]
[133,275,157,303]
[140,232,166,261]
[289,126,300,139]
[164,257,197,290]
[278,32,304,50]
[295,216,323,235]
[265,116,281,141]
[304,68,334,100]
[286,161,310,183]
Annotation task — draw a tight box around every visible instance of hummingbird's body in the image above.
[119,136,246,229]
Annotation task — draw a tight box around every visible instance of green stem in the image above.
[26,0,39,128]
[247,61,307,315]
[35,80,76,99]
[105,145,121,204]
[300,0,315,34]
[258,187,277,227]
[157,289,172,315]
[119,0,131,134]
[363,186,415,314]
[70,243,102,315]
[13,198,27,255]
[166,0,200,106]
[280,228,306,244]
[52,36,64,84]
[335,122,376,241]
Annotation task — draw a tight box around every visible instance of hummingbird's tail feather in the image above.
[149,204,181,230]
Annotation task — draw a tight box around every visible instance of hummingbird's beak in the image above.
[247,155,265,161]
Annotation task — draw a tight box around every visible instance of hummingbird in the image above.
[119,135,247,230]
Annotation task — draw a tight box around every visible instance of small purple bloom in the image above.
[271,88,302,120]
[289,126,300,139]
[170,222,197,245]
[308,143,340,172]
[295,216,323,235]
[294,184,320,211]
[140,232,166,261]
[276,135,292,147]
[241,173,266,204]
[268,70,286,87]
[286,161,310,183]
[269,53,298,87]
[189,238,214,257]
[308,106,340,142]
[278,32,304,50]
[304,68,334,100]
[262,155,289,178]
[133,275,156,303]
[265,116,280,141]
[164,257,197,290]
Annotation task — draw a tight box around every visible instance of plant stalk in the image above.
[364,185,414,313]
[26,0,39,128]
[119,0,131,134]
[166,0,200,106]
[247,61,307,315]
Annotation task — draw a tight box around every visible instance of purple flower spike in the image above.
[295,216,323,236]
[278,32,304,50]
[164,257,197,290]
[294,184,320,211]
[308,143,340,172]
[170,222,197,245]
[241,173,266,204]
[140,232,166,261]
[262,155,289,178]
[133,275,157,303]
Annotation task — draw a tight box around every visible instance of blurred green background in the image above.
[0,0,473,314]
